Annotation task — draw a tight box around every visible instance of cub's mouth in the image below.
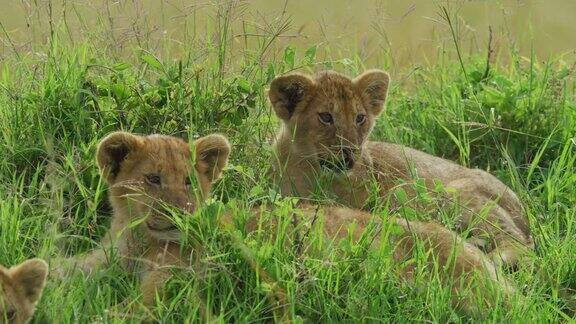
[318,147,355,172]
[319,157,354,173]
[146,223,178,232]
[146,221,181,241]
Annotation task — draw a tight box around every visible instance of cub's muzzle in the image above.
[319,147,355,172]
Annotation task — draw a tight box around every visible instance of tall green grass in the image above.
[0,2,575,322]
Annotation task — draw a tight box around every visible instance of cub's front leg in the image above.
[140,268,172,307]
[141,242,192,307]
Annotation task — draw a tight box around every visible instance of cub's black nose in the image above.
[342,147,354,170]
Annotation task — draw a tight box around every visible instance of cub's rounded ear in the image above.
[10,258,48,304]
[96,132,143,183]
[194,134,231,182]
[354,69,390,116]
[269,73,315,121]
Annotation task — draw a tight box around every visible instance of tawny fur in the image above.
[269,69,533,268]
[0,259,48,324]
[55,131,518,317]
[235,204,521,316]
[54,131,231,307]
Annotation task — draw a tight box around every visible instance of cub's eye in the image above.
[185,177,192,187]
[145,174,161,186]
[6,309,16,320]
[318,112,334,125]
[356,114,366,125]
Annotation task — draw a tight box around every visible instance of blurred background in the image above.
[1,0,575,71]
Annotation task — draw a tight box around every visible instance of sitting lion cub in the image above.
[0,259,48,324]
[268,69,533,268]
[58,131,231,306]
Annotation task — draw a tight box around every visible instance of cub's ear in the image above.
[354,69,390,116]
[96,132,143,183]
[194,134,231,182]
[10,259,48,304]
[268,73,315,121]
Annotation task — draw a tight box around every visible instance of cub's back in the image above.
[367,141,471,183]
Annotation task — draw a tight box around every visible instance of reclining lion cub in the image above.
[269,69,533,268]
[0,259,48,324]
[57,131,231,307]
[241,204,521,316]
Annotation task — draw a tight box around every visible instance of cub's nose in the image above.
[342,147,355,170]
[166,195,195,213]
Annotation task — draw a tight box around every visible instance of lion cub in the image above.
[240,204,520,316]
[57,131,230,306]
[0,259,48,324]
[269,70,533,268]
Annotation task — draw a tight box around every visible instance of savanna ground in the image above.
[0,1,575,322]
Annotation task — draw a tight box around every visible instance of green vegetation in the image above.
[0,2,574,322]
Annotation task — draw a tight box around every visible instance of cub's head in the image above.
[0,259,48,324]
[97,132,231,241]
[269,69,389,172]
